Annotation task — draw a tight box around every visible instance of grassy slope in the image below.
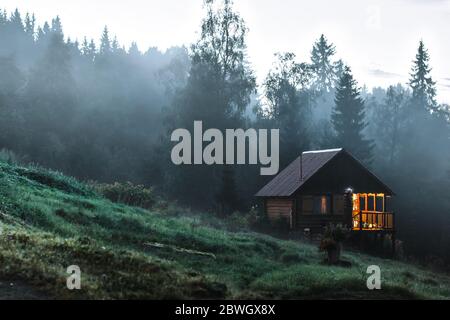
[0,161,449,300]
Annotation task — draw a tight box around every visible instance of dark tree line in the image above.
[0,8,190,184]
[0,1,449,263]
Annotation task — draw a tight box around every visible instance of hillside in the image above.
[0,161,449,300]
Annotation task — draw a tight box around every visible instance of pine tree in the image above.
[36,26,44,41]
[35,21,47,40]
[89,39,96,57]
[36,21,50,44]
[311,34,336,92]
[51,16,63,36]
[43,21,50,34]
[129,42,140,57]
[9,9,23,31]
[112,36,119,53]
[81,37,89,55]
[331,66,374,163]
[0,10,7,26]
[334,59,345,87]
[81,37,96,61]
[99,26,111,55]
[409,40,437,110]
[24,13,35,38]
[66,37,80,54]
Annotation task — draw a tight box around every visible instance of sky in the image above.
[2,0,450,104]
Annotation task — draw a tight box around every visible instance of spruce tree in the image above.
[311,34,336,92]
[129,42,140,57]
[81,37,89,55]
[111,36,120,53]
[409,40,437,110]
[334,59,345,88]
[89,39,96,57]
[24,13,35,38]
[0,10,7,26]
[81,38,96,61]
[43,21,50,34]
[9,9,23,31]
[99,26,111,55]
[331,66,373,163]
[51,16,63,35]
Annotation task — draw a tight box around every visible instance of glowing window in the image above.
[320,196,327,214]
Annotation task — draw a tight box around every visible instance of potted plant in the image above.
[319,224,349,264]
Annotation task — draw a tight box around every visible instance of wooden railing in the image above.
[352,211,394,231]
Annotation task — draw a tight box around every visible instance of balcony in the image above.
[352,211,394,231]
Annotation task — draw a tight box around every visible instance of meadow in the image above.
[0,160,449,299]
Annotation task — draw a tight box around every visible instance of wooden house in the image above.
[255,148,395,234]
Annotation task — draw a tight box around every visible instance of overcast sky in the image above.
[2,0,450,103]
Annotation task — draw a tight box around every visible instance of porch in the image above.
[352,210,395,231]
[351,193,394,232]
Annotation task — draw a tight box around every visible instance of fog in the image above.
[2,0,450,103]
[0,0,449,265]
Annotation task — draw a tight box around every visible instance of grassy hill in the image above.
[0,161,449,300]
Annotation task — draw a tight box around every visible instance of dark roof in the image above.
[255,148,342,197]
[255,148,394,197]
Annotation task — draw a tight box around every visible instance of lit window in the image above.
[320,196,327,214]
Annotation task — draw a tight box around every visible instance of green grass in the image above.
[0,161,449,299]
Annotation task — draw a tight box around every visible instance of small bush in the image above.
[94,182,156,209]
[228,211,250,230]
[226,208,262,231]
[322,223,350,243]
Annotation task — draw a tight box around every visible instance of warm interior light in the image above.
[352,193,388,230]
[320,196,327,214]
[352,194,359,211]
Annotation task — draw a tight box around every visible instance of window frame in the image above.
[301,194,333,215]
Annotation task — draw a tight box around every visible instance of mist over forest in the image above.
[0,1,449,265]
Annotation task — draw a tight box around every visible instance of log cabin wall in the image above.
[294,194,347,232]
[266,198,294,227]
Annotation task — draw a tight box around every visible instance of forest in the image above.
[0,0,449,266]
